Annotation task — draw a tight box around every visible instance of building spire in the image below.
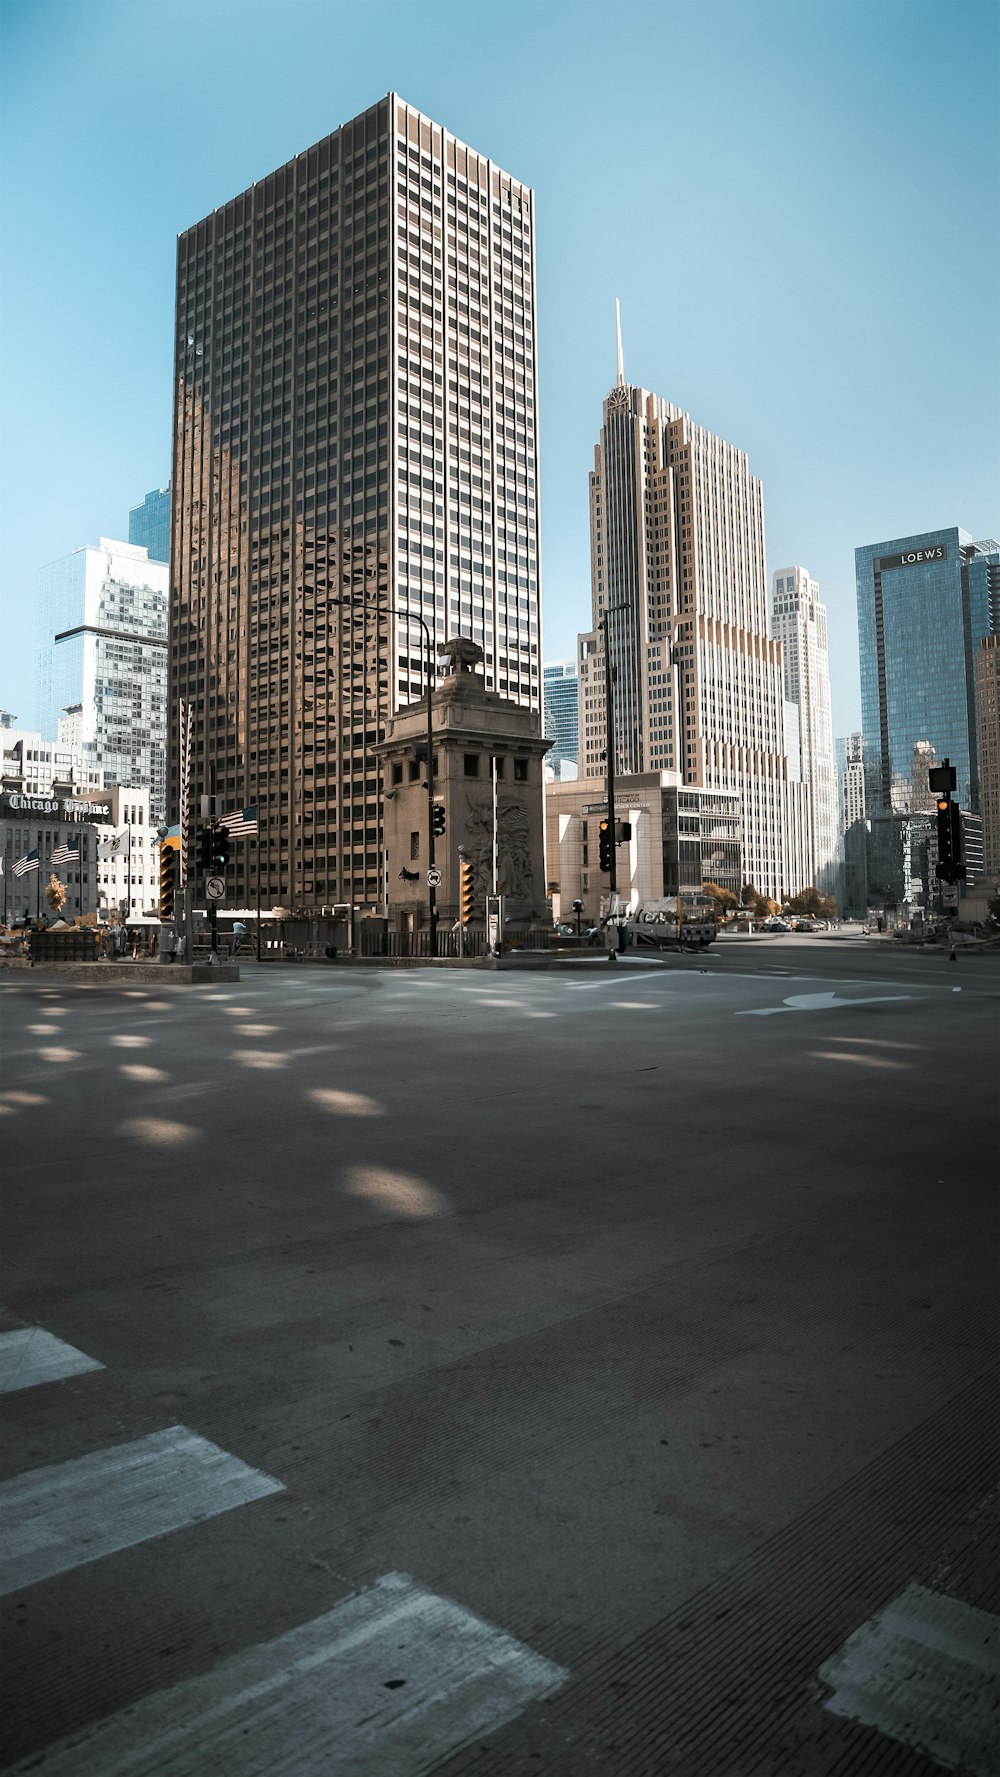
[615,297,624,386]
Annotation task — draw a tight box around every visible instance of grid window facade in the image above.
[169,93,541,913]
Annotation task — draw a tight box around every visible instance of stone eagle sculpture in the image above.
[438,635,484,673]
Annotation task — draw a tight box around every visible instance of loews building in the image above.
[169,94,540,916]
[771,566,837,893]
[856,529,999,817]
[576,327,805,902]
[36,538,169,823]
[129,486,171,565]
[542,660,579,780]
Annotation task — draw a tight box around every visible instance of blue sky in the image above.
[2,0,997,733]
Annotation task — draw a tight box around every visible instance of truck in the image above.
[617,895,718,951]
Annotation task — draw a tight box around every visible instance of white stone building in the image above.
[771,566,838,893]
[36,538,168,823]
[96,786,161,921]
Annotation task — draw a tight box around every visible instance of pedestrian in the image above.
[130,926,141,960]
[229,918,246,958]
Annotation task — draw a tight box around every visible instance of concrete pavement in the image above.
[1,946,997,1774]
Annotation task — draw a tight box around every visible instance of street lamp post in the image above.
[332,593,437,953]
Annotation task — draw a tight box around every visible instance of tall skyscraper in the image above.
[856,529,999,816]
[975,635,1000,881]
[836,731,867,917]
[128,486,171,564]
[577,323,803,901]
[36,538,169,821]
[771,566,837,892]
[170,94,540,914]
[543,660,578,780]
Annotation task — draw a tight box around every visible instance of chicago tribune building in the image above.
[170,93,541,914]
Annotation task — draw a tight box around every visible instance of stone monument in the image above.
[376,638,551,934]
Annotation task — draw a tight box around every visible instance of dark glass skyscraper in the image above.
[856,528,999,815]
[542,661,578,778]
[169,94,540,914]
[128,486,171,564]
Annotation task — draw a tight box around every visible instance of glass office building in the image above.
[856,529,1000,816]
[543,661,578,778]
[128,486,171,564]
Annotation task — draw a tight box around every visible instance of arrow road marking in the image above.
[737,991,915,1017]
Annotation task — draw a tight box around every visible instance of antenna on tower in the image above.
[615,297,624,386]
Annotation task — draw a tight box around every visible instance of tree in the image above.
[740,880,775,918]
[45,874,66,914]
[702,880,738,923]
[787,886,840,921]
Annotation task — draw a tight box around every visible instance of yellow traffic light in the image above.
[159,833,180,919]
[460,858,476,926]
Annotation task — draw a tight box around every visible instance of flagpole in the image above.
[253,835,262,973]
[255,831,261,965]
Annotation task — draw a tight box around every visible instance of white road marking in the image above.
[0,1327,104,1394]
[819,1582,1000,1776]
[7,1570,567,1777]
[0,1425,283,1597]
[737,991,915,1017]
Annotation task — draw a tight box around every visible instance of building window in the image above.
[463,753,479,777]
[391,762,403,785]
[513,758,528,781]
[410,831,420,859]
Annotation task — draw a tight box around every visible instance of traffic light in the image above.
[432,801,447,838]
[598,819,612,873]
[935,796,965,883]
[460,858,476,925]
[212,825,230,871]
[159,836,179,920]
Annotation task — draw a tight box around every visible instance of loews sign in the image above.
[877,545,947,571]
[1,793,113,822]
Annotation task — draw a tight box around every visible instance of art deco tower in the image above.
[578,311,803,901]
[771,566,838,893]
[170,94,540,912]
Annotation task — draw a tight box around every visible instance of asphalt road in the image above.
[1,938,998,1775]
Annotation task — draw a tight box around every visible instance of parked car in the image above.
[762,917,791,933]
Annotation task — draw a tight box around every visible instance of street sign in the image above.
[427,867,441,888]
[205,876,226,901]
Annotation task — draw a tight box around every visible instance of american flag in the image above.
[219,806,258,837]
[50,837,82,867]
[13,849,40,878]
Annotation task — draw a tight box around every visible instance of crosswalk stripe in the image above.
[6,1570,568,1776]
[820,1582,1000,1776]
[0,1326,104,1394]
[0,1425,283,1597]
